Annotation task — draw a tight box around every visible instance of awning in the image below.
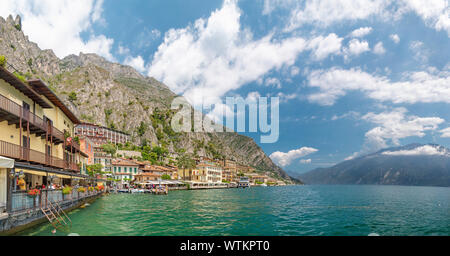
[0,156,14,168]
[53,174,73,179]
[21,169,48,176]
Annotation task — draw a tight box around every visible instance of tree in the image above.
[102,143,117,157]
[161,174,171,180]
[177,153,196,181]
[137,121,147,137]
[0,55,7,67]
[68,91,77,102]
[152,145,168,162]
[87,163,103,177]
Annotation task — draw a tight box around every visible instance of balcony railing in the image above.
[0,93,64,143]
[0,139,79,172]
[10,189,103,213]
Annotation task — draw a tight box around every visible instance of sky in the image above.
[1,0,450,175]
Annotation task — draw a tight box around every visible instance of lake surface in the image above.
[17,185,450,236]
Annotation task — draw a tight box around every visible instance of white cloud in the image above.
[148,0,307,106]
[265,77,282,88]
[270,147,318,167]
[331,111,361,121]
[373,42,386,55]
[402,0,450,36]
[362,107,444,149]
[382,145,449,156]
[290,66,300,77]
[410,41,430,62]
[307,33,343,60]
[285,0,394,31]
[345,39,370,56]
[283,0,450,36]
[0,0,115,60]
[124,55,146,73]
[118,45,131,55]
[390,34,400,43]
[300,159,312,164]
[307,67,450,106]
[350,27,373,37]
[441,127,450,138]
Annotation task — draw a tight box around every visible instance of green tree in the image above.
[87,163,103,177]
[0,55,6,67]
[177,153,196,181]
[68,91,77,102]
[137,121,147,137]
[101,143,117,157]
[161,174,171,180]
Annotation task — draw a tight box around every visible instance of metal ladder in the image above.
[41,198,72,232]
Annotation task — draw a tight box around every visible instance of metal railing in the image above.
[10,189,103,213]
[0,93,65,142]
[0,140,79,172]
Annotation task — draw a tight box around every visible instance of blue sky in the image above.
[2,0,450,175]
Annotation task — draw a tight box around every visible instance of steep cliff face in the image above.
[0,15,292,181]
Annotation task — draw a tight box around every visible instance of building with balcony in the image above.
[0,65,89,217]
[75,123,130,147]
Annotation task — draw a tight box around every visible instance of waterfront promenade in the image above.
[0,188,103,234]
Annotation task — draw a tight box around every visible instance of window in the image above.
[114,167,116,173]
[124,167,127,173]
[134,168,137,173]
[118,167,121,172]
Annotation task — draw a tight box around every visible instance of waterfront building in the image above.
[134,172,161,183]
[94,147,112,176]
[79,136,94,175]
[112,158,140,181]
[0,65,96,232]
[221,159,237,183]
[197,163,223,183]
[75,123,130,147]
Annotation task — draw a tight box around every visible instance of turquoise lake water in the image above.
[17,185,450,236]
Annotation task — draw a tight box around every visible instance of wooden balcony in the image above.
[0,93,64,144]
[0,139,79,172]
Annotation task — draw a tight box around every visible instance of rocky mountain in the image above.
[299,143,450,187]
[0,15,293,182]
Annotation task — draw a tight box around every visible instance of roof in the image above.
[28,79,81,124]
[77,122,130,136]
[135,173,162,177]
[112,159,139,166]
[0,66,52,108]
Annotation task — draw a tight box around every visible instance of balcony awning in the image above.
[0,156,14,168]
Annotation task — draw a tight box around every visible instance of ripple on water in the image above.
[16,185,450,236]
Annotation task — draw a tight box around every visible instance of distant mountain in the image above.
[299,144,450,187]
[0,15,292,182]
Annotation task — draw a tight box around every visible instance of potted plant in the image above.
[77,187,86,193]
[27,189,40,198]
[62,186,73,195]
[88,186,94,192]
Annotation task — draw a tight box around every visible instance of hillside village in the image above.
[76,123,289,189]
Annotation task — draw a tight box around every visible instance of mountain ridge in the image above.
[299,143,450,187]
[0,14,294,182]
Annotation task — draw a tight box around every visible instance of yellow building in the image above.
[0,66,88,212]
